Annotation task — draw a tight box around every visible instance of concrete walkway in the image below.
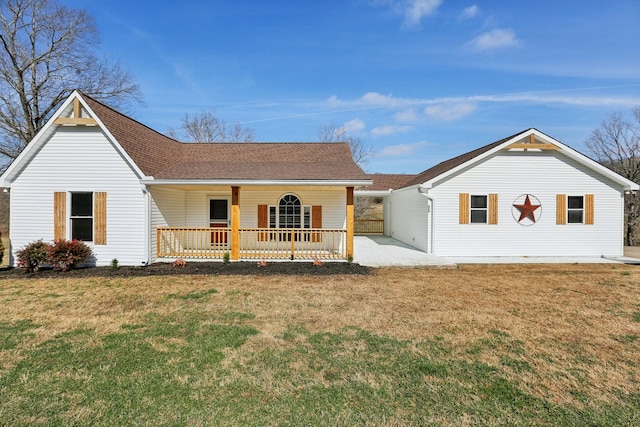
[353,236,455,267]
[354,236,640,267]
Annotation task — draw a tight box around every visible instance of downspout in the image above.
[142,184,150,266]
[418,186,434,254]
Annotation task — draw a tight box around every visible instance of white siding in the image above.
[425,151,625,257]
[387,186,429,251]
[149,186,348,258]
[10,126,147,266]
[149,187,186,261]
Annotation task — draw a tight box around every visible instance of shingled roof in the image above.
[362,174,417,191]
[81,93,368,182]
[402,131,524,188]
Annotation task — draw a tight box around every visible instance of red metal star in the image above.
[513,195,541,223]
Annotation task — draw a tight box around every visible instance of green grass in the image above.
[1,266,639,426]
[1,320,637,425]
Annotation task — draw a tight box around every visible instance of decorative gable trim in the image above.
[53,97,97,126]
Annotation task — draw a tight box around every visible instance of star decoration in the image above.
[513,195,541,223]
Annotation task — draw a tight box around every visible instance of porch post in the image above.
[346,186,354,259]
[231,186,240,260]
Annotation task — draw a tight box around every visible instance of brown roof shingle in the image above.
[159,143,368,180]
[402,131,528,188]
[81,93,368,182]
[362,174,417,191]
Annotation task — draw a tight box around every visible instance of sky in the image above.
[63,0,640,174]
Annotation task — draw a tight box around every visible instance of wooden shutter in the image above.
[459,193,470,224]
[311,205,322,242]
[258,204,268,241]
[585,194,594,225]
[54,192,66,240]
[488,193,498,225]
[556,194,566,225]
[94,192,107,245]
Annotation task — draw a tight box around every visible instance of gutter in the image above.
[140,179,373,187]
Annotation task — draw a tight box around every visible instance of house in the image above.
[356,129,639,257]
[0,91,371,266]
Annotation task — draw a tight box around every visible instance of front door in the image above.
[209,199,229,244]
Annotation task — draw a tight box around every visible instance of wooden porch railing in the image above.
[354,219,384,234]
[156,227,347,260]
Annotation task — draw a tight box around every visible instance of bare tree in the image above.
[167,110,255,143]
[317,122,373,169]
[585,106,640,245]
[0,0,141,163]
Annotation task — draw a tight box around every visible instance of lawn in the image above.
[0,264,639,426]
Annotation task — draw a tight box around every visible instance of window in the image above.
[470,195,488,223]
[71,192,93,241]
[279,194,301,228]
[567,196,584,223]
[264,195,313,241]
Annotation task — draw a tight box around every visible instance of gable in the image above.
[0,92,146,186]
[407,129,639,192]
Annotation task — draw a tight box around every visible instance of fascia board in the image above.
[142,179,373,187]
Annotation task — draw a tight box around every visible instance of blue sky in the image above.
[64,0,640,173]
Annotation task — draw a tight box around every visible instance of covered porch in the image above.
[149,184,357,261]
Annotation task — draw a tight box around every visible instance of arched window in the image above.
[279,194,301,228]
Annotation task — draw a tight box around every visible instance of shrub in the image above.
[223,252,230,265]
[173,258,186,268]
[110,258,119,270]
[46,239,92,272]
[16,240,49,272]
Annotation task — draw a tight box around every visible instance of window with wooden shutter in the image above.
[54,192,66,240]
[556,194,567,225]
[311,205,322,242]
[459,193,470,224]
[488,193,498,225]
[585,194,594,225]
[258,204,268,241]
[94,192,107,244]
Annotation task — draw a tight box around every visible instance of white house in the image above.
[2,92,637,266]
[0,91,371,266]
[358,129,639,257]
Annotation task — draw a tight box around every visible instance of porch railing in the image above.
[354,219,384,234]
[156,227,347,260]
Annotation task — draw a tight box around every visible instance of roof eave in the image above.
[141,178,373,187]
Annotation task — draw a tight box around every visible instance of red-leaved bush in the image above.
[46,240,93,271]
[16,240,49,272]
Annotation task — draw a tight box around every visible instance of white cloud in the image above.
[343,118,366,133]
[467,28,520,52]
[394,108,419,122]
[424,102,477,121]
[360,92,400,106]
[460,5,479,20]
[377,141,427,157]
[371,124,413,136]
[403,0,443,28]
[370,0,442,28]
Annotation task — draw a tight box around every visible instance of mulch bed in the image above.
[0,261,372,279]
